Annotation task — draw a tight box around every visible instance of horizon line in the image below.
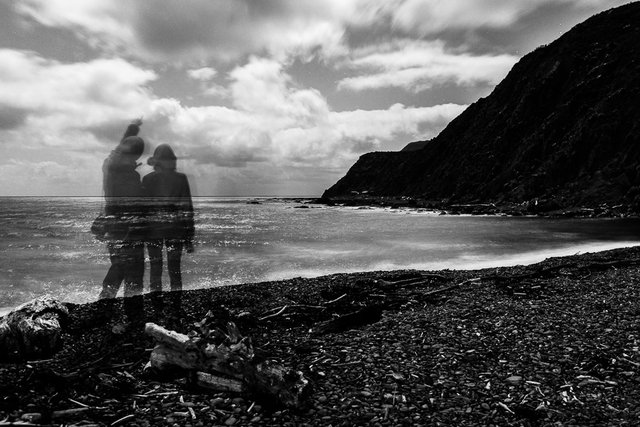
[0,194,320,198]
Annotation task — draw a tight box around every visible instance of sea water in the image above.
[1,196,640,311]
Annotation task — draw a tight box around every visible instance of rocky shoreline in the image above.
[315,196,638,218]
[2,246,640,426]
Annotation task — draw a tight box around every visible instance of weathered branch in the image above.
[259,305,326,321]
[322,293,347,305]
[377,277,425,287]
[259,305,289,321]
[419,277,482,298]
[193,371,244,393]
[313,305,383,335]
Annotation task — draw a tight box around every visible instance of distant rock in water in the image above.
[323,3,640,212]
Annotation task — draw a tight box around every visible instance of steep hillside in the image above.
[323,3,640,211]
[401,139,431,152]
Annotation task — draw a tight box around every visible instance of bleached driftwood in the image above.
[145,322,309,408]
[193,371,244,393]
[145,323,192,350]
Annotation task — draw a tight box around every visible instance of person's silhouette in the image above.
[98,120,146,329]
[143,144,194,295]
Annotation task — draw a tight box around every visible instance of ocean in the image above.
[1,196,640,312]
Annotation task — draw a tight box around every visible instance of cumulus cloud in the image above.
[186,67,229,97]
[0,49,157,146]
[0,48,166,194]
[15,0,352,63]
[374,0,628,35]
[14,0,631,65]
[167,57,467,173]
[187,67,217,81]
[228,57,330,120]
[149,56,466,175]
[0,47,466,195]
[330,103,466,143]
[390,0,538,34]
[14,0,136,57]
[338,40,517,92]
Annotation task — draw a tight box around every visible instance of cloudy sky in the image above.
[0,0,632,196]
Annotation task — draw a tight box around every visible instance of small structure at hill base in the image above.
[0,296,69,361]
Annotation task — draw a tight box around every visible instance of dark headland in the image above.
[321,2,640,218]
[3,3,640,426]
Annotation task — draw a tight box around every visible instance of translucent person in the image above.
[100,135,146,301]
[143,144,194,293]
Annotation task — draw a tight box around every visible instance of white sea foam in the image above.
[426,241,640,271]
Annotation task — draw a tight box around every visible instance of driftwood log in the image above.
[312,305,383,335]
[0,296,69,361]
[145,321,310,408]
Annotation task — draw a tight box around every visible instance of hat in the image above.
[118,136,145,157]
[148,144,177,170]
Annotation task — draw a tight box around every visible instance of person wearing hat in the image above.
[142,144,194,296]
[98,121,147,326]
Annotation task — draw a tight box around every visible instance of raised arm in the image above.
[121,117,143,142]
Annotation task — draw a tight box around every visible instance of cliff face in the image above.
[323,3,640,209]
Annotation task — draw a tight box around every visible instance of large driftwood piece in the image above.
[145,323,192,350]
[149,343,246,379]
[145,322,309,408]
[0,296,69,361]
[149,344,201,372]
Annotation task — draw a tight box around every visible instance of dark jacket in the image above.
[102,152,146,240]
[142,170,194,242]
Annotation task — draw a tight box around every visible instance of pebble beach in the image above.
[2,246,640,426]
